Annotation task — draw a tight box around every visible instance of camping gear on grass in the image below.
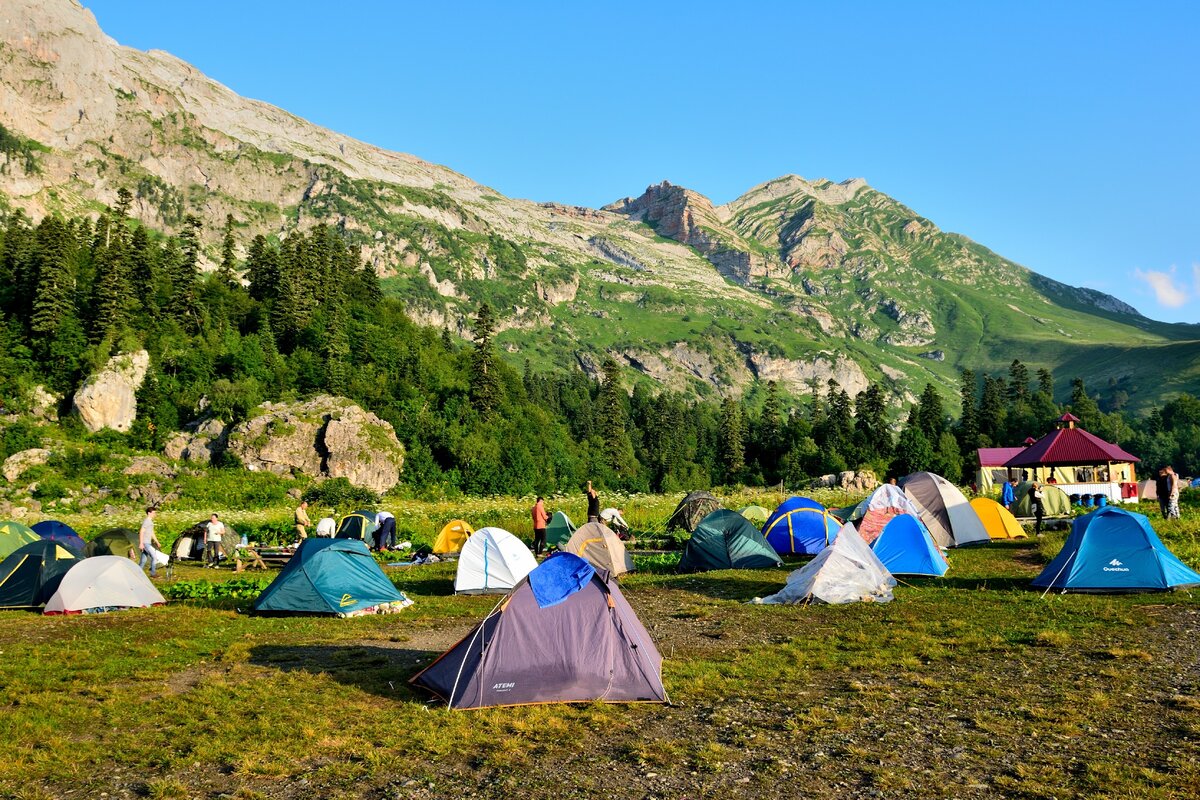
[679,510,782,572]
[1032,507,1200,593]
[84,528,139,559]
[252,538,411,616]
[761,496,841,555]
[899,472,990,548]
[433,519,474,554]
[335,510,379,543]
[756,523,896,605]
[0,521,40,559]
[31,520,87,554]
[412,553,667,709]
[454,527,538,594]
[171,519,241,562]
[737,505,770,526]
[545,511,576,548]
[0,540,82,608]
[666,491,721,533]
[870,514,948,577]
[43,556,165,614]
[564,521,634,578]
[970,498,1027,540]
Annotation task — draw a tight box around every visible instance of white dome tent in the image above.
[44,556,166,615]
[454,527,538,594]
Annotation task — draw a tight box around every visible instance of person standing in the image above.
[1154,468,1170,519]
[205,513,225,568]
[531,496,549,556]
[1166,466,1182,520]
[294,500,311,540]
[585,481,600,523]
[139,507,161,578]
[1030,482,1045,536]
[1001,478,1017,510]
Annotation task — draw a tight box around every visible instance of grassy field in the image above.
[2,497,1199,799]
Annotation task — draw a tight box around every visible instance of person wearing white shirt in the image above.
[205,513,226,567]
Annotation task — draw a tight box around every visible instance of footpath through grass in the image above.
[2,535,1200,798]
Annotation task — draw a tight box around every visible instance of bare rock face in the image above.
[811,469,878,493]
[3,447,50,482]
[123,456,176,479]
[164,417,230,465]
[746,352,870,397]
[226,396,404,493]
[28,385,58,420]
[72,350,150,432]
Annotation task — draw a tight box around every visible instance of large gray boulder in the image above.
[164,417,230,465]
[226,396,404,493]
[72,350,150,432]
[3,448,50,483]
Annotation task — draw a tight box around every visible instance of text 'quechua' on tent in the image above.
[564,522,634,578]
[455,527,538,594]
[0,540,82,608]
[411,553,667,709]
[666,491,721,533]
[898,472,989,548]
[433,519,474,554]
[252,538,412,616]
[678,510,782,572]
[1032,507,1200,593]
[755,523,896,605]
[44,556,165,615]
[761,496,841,555]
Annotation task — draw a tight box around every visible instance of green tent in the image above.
[85,528,140,559]
[0,521,40,560]
[1013,482,1072,517]
[546,511,576,547]
[678,510,783,573]
[251,538,409,616]
[737,505,770,526]
[0,539,82,607]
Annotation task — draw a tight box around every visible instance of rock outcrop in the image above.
[226,396,404,493]
[811,470,878,493]
[71,350,150,432]
[164,418,230,465]
[746,352,870,397]
[2,447,50,482]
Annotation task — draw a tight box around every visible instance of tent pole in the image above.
[1039,549,1077,600]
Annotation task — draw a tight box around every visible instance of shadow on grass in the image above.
[386,572,457,597]
[249,643,440,700]
[651,571,789,601]
[912,575,1036,592]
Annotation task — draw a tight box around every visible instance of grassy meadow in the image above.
[1,493,1199,799]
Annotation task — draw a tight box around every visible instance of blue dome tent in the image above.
[761,497,841,555]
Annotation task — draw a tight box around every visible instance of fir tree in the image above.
[218,213,238,288]
[469,302,502,416]
[915,383,946,441]
[169,215,202,326]
[597,357,636,475]
[1008,359,1030,404]
[29,216,74,340]
[957,368,979,454]
[1036,367,1055,399]
[853,382,891,462]
[719,396,745,483]
[891,412,934,478]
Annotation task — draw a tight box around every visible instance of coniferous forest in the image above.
[2,199,1198,495]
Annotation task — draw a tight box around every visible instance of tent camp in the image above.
[1032,507,1200,593]
[44,556,165,614]
[454,527,538,594]
[737,505,770,526]
[870,514,948,577]
[433,519,474,554]
[970,498,1027,540]
[546,511,576,548]
[171,519,241,561]
[678,510,782,572]
[411,553,667,709]
[0,540,82,608]
[1012,482,1071,517]
[853,484,926,545]
[761,497,841,555]
[252,538,411,615]
[84,528,139,559]
[564,522,634,578]
[666,491,721,532]
[899,472,990,548]
[0,521,40,559]
[31,520,87,553]
[756,524,896,605]
[335,510,379,542]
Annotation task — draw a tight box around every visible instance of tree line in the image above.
[1,202,1197,496]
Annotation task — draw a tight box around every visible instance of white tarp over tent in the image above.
[454,527,538,594]
[755,523,896,605]
[44,556,165,614]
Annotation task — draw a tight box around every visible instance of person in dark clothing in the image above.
[531,496,549,556]
[1030,482,1045,536]
[1155,467,1170,519]
[586,480,600,523]
[375,511,396,551]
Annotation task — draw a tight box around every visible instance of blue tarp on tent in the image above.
[529,552,595,608]
[251,538,407,615]
[761,497,841,555]
[870,514,948,576]
[1032,507,1200,592]
[31,520,87,554]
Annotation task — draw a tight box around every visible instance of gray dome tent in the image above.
[666,491,721,533]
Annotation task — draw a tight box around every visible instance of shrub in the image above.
[302,477,379,510]
[32,476,69,501]
[173,470,294,510]
[0,420,42,459]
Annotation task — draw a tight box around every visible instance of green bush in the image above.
[173,469,294,510]
[163,577,272,603]
[32,476,69,501]
[302,477,379,510]
[0,420,42,460]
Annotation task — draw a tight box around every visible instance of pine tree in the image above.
[169,215,201,326]
[853,382,891,462]
[957,368,979,454]
[469,302,502,416]
[979,375,1007,442]
[1008,359,1030,404]
[759,380,783,472]
[719,396,745,483]
[29,216,74,339]
[1036,367,1054,399]
[218,213,238,288]
[891,411,934,478]
[597,357,636,476]
[915,383,945,441]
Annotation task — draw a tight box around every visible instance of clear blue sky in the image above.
[82,1,1200,323]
